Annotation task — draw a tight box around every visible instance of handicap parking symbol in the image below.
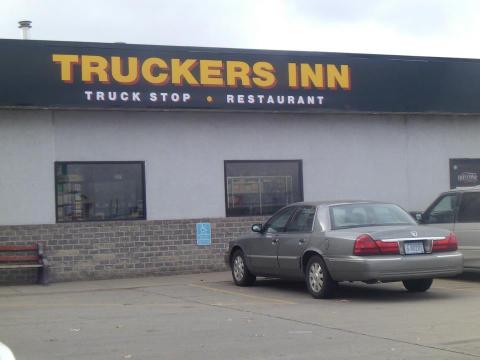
[196,223,211,246]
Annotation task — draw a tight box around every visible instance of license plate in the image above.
[404,241,425,255]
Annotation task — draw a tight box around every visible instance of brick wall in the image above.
[0,216,266,284]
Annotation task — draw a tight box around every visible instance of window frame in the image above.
[262,206,298,234]
[54,161,147,223]
[223,160,304,217]
[422,193,460,225]
[456,192,480,223]
[285,205,317,233]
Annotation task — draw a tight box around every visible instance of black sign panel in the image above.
[2,39,480,113]
[450,159,480,188]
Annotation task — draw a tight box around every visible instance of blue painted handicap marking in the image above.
[196,223,211,245]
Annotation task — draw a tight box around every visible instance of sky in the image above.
[0,0,479,58]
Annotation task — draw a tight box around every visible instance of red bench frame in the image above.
[0,243,49,285]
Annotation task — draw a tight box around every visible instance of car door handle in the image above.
[298,239,305,245]
[272,238,279,245]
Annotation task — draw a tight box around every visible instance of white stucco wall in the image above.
[1,109,479,225]
[405,115,480,208]
[0,110,55,225]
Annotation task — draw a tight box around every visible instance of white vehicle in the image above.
[416,186,480,270]
[0,342,15,360]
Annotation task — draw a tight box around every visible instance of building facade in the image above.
[1,39,479,282]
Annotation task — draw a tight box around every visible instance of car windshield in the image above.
[330,203,416,230]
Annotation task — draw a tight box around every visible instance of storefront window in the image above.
[225,160,303,217]
[55,162,146,222]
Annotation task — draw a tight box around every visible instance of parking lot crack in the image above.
[141,286,480,359]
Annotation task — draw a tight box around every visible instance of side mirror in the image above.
[251,224,263,233]
[409,211,424,223]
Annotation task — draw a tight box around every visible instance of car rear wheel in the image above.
[231,250,256,286]
[305,255,335,299]
[402,278,433,292]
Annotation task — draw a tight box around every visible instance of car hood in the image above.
[329,224,450,241]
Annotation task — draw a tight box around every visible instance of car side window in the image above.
[457,193,480,223]
[263,207,297,233]
[286,206,316,232]
[423,194,458,224]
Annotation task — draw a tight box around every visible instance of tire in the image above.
[403,278,433,292]
[305,255,335,299]
[231,250,256,286]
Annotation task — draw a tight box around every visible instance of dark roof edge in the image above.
[0,37,479,63]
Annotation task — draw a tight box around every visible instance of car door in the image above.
[278,206,316,278]
[454,192,480,269]
[422,193,459,232]
[248,206,297,276]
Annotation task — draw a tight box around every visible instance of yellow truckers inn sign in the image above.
[1,39,480,113]
[51,53,350,106]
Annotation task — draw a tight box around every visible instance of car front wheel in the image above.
[403,278,433,292]
[231,250,256,286]
[305,255,335,299]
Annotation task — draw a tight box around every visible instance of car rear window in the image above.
[330,203,415,230]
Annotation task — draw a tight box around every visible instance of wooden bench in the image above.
[0,244,49,285]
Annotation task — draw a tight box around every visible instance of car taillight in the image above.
[353,234,399,255]
[432,233,458,252]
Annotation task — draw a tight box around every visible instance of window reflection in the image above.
[225,161,303,216]
[55,162,145,222]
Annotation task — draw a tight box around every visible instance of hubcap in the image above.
[308,262,324,293]
[233,256,245,281]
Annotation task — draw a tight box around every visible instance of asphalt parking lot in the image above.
[0,271,480,360]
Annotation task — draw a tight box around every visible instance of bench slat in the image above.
[0,264,43,269]
[0,245,38,251]
[0,243,49,285]
[0,255,39,262]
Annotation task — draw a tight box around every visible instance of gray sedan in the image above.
[225,201,463,298]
